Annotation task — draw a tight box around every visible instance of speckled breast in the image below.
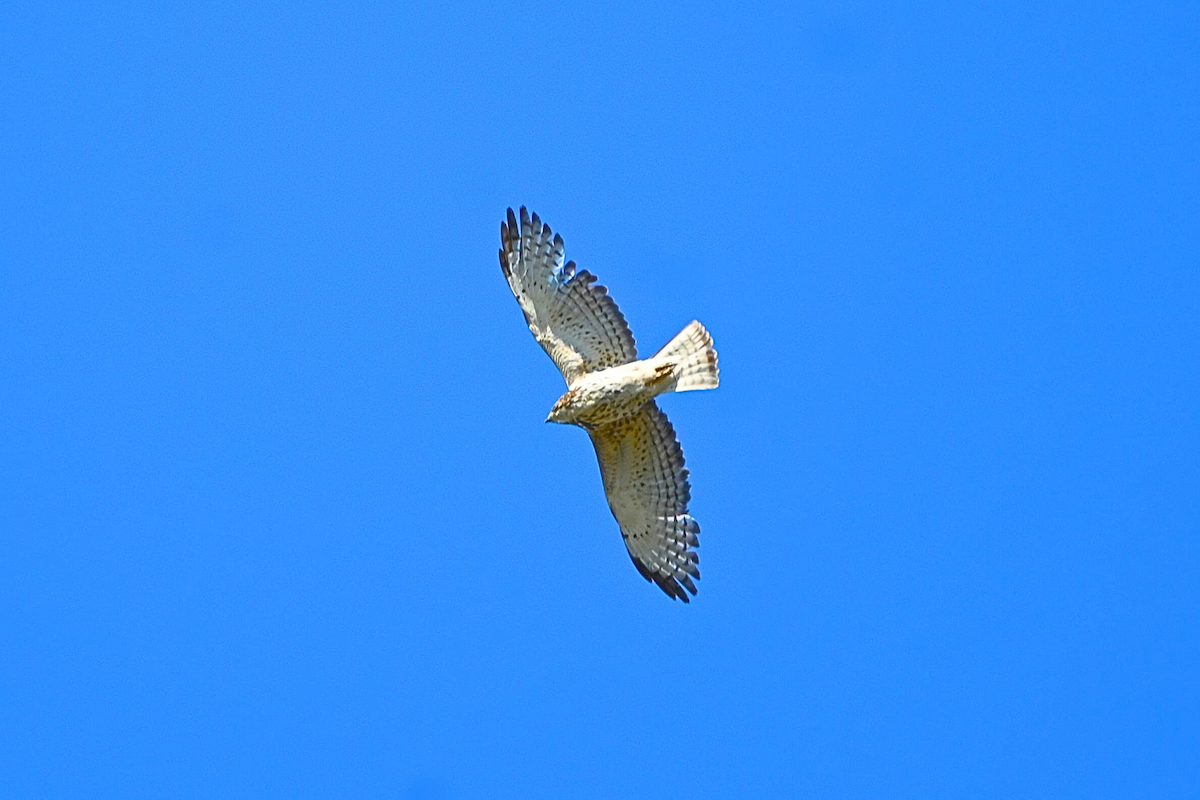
[562,364,664,427]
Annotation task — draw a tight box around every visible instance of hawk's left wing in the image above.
[500,207,638,386]
[589,402,702,601]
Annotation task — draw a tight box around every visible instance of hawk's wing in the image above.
[589,402,702,602]
[500,207,638,386]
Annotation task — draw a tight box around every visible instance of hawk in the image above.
[499,207,719,601]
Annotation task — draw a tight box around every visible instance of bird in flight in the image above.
[499,207,719,601]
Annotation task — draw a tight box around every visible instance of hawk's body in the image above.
[499,207,719,602]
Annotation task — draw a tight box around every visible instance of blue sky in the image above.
[2,1,1197,797]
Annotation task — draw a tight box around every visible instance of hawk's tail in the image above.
[654,320,719,392]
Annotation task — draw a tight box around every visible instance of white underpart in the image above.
[550,320,719,426]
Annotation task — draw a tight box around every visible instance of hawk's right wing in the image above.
[500,207,638,386]
[589,402,701,602]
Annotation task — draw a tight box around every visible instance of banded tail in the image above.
[654,320,720,392]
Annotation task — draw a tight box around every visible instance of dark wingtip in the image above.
[653,571,697,603]
[626,531,699,604]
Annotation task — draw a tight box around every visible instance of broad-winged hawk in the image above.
[500,208,719,601]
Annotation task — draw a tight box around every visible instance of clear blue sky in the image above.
[2,2,1197,797]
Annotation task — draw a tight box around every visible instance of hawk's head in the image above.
[546,388,580,425]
